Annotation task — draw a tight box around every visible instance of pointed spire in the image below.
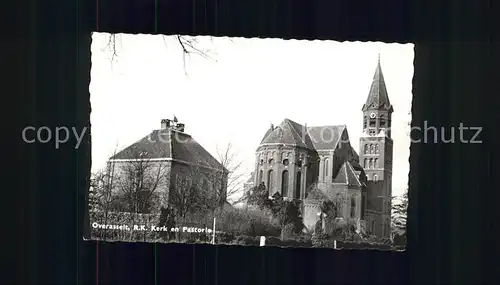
[362,54,393,112]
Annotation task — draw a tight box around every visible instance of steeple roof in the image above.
[362,57,393,112]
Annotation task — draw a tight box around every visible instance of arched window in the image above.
[259,159,264,165]
[379,115,386,128]
[375,144,380,154]
[370,144,375,154]
[373,174,378,181]
[374,158,378,168]
[267,170,274,191]
[283,159,289,166]
[350,196,356,218]
[258,170,263,184]
[324,159,329,179]
[295,172,301,199]
[364,144,369,154]
[281,170,289,197]
[369,159,373,169]
[268,158,274,164]
[364,158,368,168]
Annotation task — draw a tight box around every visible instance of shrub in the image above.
[338,241,393,250]
[311,233,336,248]
[213,208,281,237]
[215,232,235,244]
[246,183,271,210]
[264,236,282,246]
[281,237,312,247]
[231,235,260,246]
[293,232,313,243]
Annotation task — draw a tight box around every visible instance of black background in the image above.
[9,0,496,284]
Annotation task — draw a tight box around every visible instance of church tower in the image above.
[359,55,394,238]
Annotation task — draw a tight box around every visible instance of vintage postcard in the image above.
[86,33,412,250]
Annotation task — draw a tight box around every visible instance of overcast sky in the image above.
[90,33,413,198]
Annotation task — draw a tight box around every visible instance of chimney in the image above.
[161,119,171,129]
[270,124,274,130]
[175,123,185,132]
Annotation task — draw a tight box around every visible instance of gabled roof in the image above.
[110,129,226,172]
[348,146,363,170]
[350,145,359,161]
[333,161,363,187]
[259,127,274,144]
[110,129,172,160]
[306,125,347,150]
[362,58,393,112]
[260,118,315,150]
[259,119,351,152]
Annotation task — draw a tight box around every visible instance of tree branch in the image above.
[103,33,216,76]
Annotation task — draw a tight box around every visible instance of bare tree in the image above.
[90,162,117,213]
[88,147,120,238]
[104,33,216,74]
[175,35,215,74]
[168,166,217,219]
[115,150,169,214]
[215,142,246,206]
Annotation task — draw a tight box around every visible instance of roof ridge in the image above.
[344,162,349,185]
[346,161,363,186]
[334,126,347,149]
[284,119,308,147]
[260,128,273,144]
[332,162,345,183]
[307,124,345,128]
[170,128,191,136]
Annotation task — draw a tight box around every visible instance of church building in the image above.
[251,58,394,238]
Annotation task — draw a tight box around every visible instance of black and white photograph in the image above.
[86,33,412,250]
